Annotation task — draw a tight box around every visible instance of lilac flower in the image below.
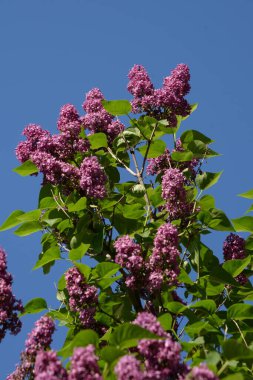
[128,65,154,97]
[133,312,166,337]
[187,364,219,380]
[25,316,55,356]
[15,124,50,163]
[65,267,98,328]
[57,104,81,135]
[69,345,102,380]
[106,120,124,143]
[148,223,180,290]
[0,248,23,343]
[133,312,186,380]
[34,351,68,380]
[79,156,107,199]
[162,168,192,220]
[155,64,191,117]
[115,355,144,380]
[138,337,182,379]
[7,316,55,380]
[31,151,80,186]
[223,233,247,284]
[114,235,144,272]
[82,88,115,137]
[146,149,171,176]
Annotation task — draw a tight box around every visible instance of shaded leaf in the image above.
[196,171,223,191]
[20,298,48,316]
[33,246,61,270]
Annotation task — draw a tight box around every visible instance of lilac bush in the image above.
[2,63,253,379]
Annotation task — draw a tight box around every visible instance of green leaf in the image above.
[69,243,90,260]
[171,151,194,162]
[74,263,91,280]
[94,262,121,278]
[16,209,41,222]
[188,140,219,159]
[190,300,216,314]
[20,297,48,316]
[14,221,42,236]
[198,195,216,210]
[228,303,253,320]
[208,208,234,231]
[138,140,166,158]
[39,197,57,209]
[88,132,108,149]
[222,375,244,380]
[223,339,253,360]
[13,160,38,176]
[157,313,172,330]
[68,197,87,212]
[238,189,253,199]
[58,330,99,358]
[122,204,145,219]
[109,323,160,349]
[0,210,24,231]
[180,129,213,145]
[196,171,223,191]
[100,346,124,364]
[101,99,131,116]
[222,256,251,277]
[33,246,61,270]
[232,216,253,233]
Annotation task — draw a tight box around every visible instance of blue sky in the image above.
[1,0,253,377]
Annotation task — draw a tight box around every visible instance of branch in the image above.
[107,147,137,177]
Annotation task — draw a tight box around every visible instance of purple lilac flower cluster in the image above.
[0,247,23,343]
[187,364,219,380]
[114,223,181,293]
[114,235,145,289]
[15,107,109,198]
[69,345,102,380]
[15,106,90,190]
[33,346,102,380]
[148,223,180,292]
[7,316,55,380]
[34,351,68,380]
[115,312,218,380]
[82,88,124,143]
[162,168,193,220]
[146,141,198,180]
[80,156,107,199]
[223,233,248,285]
[127,64,191,127]
[65,267,98,328]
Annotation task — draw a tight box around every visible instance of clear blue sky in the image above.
[1,0,253,377]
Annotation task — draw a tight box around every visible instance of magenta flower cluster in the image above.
[34,351,68,380]
[127,64,191,127]
[148,223,180,291]
[82,88,124,142]
[223,233,247,284]
[80,156,107,199]
[114,235,145,289]
[115,312,217,380]
[146,141,198,180]
[65,267,98,329]
[68,345,102,380]
[15,112,109,198]
[33,345,102,380]
[7,316,55,380]
[162,168,193,220]
[0,247,23,343]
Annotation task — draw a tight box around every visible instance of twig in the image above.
[107,147,137,177]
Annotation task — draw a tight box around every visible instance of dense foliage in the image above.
[1,64,253,379]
